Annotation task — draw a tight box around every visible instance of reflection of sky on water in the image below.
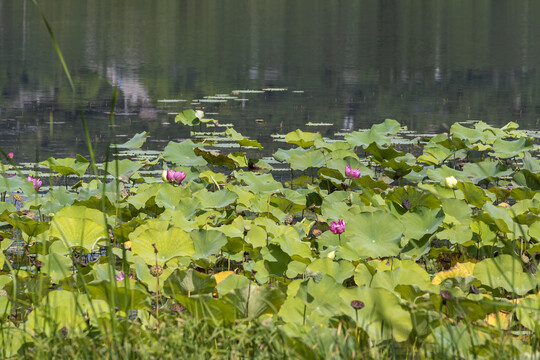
[1,1,540,161]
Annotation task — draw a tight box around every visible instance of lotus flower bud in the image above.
[445,176,458,189]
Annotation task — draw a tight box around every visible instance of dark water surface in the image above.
[1,0,540,162]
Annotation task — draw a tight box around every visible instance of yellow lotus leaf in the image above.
[484,311,512,330]
[432,262,476,285]
[213,271,234,297]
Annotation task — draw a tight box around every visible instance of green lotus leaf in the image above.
[462,160,512,183]
[365,143,404,163]
[174,109,201,126]
[246,225,268,248]
[437,225,474,245]
[195,189,238,209]
[162,140,207,167]
[273,147,308,163]
[164,269,217,297]
[456,181,491,208]
[451,122,493,143]
[222,283,285,319]
[372,119,401,135]
[515,294,540,331]
[473,255,536,295]
[191,229,227,260]
[369,260,432,292]
[6,213,49,237]
[135,263,174,293]
[101,159,144,181]
[40,154,90,177]
[235,172,283,195]
[131,226,194,265]
[194,148,236,169]
[306,258,354,284]
[284,129,323,148]
[271,225,312,259]
[49,206,107,251]
[154,183,192,210]
[288,149,325,171]
[225,128,263,149]
[386,186,441,209]
[490,138,533,159]
[37,253,72,283]
[339,285,412,342]
[116,131,148,149]
[427,165,467,184]
[401,207,444,240]
[86,280,149,311]
[169,294,236,324]
[480,203,515,233]
[346,131,390,149]
[513,169,540,191]
[341,211,404,259]
[441,198,472,226]
[227,152,248,167]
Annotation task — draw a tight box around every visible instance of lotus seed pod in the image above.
[150,264,164,277]
[284,214,294,225]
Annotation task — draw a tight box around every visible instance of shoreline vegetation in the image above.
[1,117,540,359]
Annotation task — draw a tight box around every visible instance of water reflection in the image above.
[0,0,539,162]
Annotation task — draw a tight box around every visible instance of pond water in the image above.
[1,0,540,162]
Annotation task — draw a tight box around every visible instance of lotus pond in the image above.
[2,116,540,359]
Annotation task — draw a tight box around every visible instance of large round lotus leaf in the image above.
[37,253,72,283]
[191,229,227,260]
[40,154,90,177]
[116,131,148,149]
[490,138,533,159]
[513,169,540,191]
[49,206,107,251]
[131,226,194,265]
[225,128,262,149]
[154,184,193,210]
[515,294,540,331]
[222,283,285,319]
[101,159,144,181]
[321,191,350,221]
[400,207,444,240]
[295,276,344,317]
[174,109,201,126]
[164,269,217,298]
[306,258,354,284]
[194,148,236,169]
[195,189,238,209]
[86,280,149,311]
[170,294,236,324]
[480,203,515,233]
[369,260,432,292]
[289,149,325,171]
[456,181,492,207]
[462,160,512,183]
[284,129,323,148]
[162,140,206,167]
[339,285,412,342]
[340,211,404,259]
[7,213,49,237]
[271,225,312,259]
[441,198,472,226]
[473,255,536,295]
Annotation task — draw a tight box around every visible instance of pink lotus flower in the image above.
[161,169,186,184]
[7,153,13,159]
[329,219,346,234]
[27,176,42,191]
[345,165,361,179]
[115,272,133,281]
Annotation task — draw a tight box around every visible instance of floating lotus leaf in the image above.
[131,226,194,265]
[284,129,323,148]
[49,206,107,251]
[288,149,325,171]
[462,160,512,183]
[194,148,236,169]
[164,269,217,297]
[116,131,148,149]
[191,229,227,260]
[37,253,72,283]
[175,109,201,126]
[195,189,238,209]
[86,280,149,311]
[227,152,248,167]
[473,255,536,295]
[306,258,354,284]
[341,211,404,259]
[40,154,90,177]
[101,159,144,182]
[513,169,540,191]
[225,128,263,149]
[339,285,413,342]
[162,140,207,167]
[401,207,444,240]
[490,138,533,159]
[222,283,285,319]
